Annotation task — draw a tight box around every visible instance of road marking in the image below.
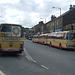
[24,48,37,63]
[24,48,33,61]
[24,48,36,62]
[24,41,36,62]
[0,70,5,75]
[41,65,49,70]
[24,47,49,70]
[32,60,37,63]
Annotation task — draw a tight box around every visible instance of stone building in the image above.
[31,5,75,36]
[63,5,75,30]
[46,5,75,33]
[32,21,45,35]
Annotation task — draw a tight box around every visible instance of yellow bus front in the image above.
[64,31,75,49]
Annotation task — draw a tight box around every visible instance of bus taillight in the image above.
[20,44,23,48]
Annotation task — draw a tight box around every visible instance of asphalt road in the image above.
[0,40,51,75]
[0,40,75,75]
[24,40,75,75]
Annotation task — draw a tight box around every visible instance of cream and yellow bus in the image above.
[47,30,75,50]
[32,34,48,44]
[38,34,48,44]
[32,35,39,43]
[0,23,24,53]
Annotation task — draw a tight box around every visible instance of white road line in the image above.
[0,70,5,75]
[32,60,37,63]
[23,47,49,70]
[24,48,36,62]
[41,65,49,70]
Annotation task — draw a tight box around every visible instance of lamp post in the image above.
[52,7,61,16]
[52,7,62,32]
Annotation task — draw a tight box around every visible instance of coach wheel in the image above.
[59,44,62,49]
[50,42,52,46]
[43,42,44,44]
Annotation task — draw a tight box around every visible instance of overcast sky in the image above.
[0,0,75,28]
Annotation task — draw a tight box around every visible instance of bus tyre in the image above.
[59,44,62,49]
[43,42,44,44]
[50,42,52,47]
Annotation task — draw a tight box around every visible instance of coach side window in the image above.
[64,33,68,39]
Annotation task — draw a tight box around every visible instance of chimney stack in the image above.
[51,15,56,21]
[69,5,72,10]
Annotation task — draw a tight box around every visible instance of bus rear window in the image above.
[1,25,11,32]
[0,24,22,37]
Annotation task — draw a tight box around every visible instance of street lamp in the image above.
[40,18,46,23]
[52,6,62,32]
[52,7,61,16]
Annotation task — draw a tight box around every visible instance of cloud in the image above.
[5,8,24,23]
[0,0,75,28]
[0,0,20,4]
